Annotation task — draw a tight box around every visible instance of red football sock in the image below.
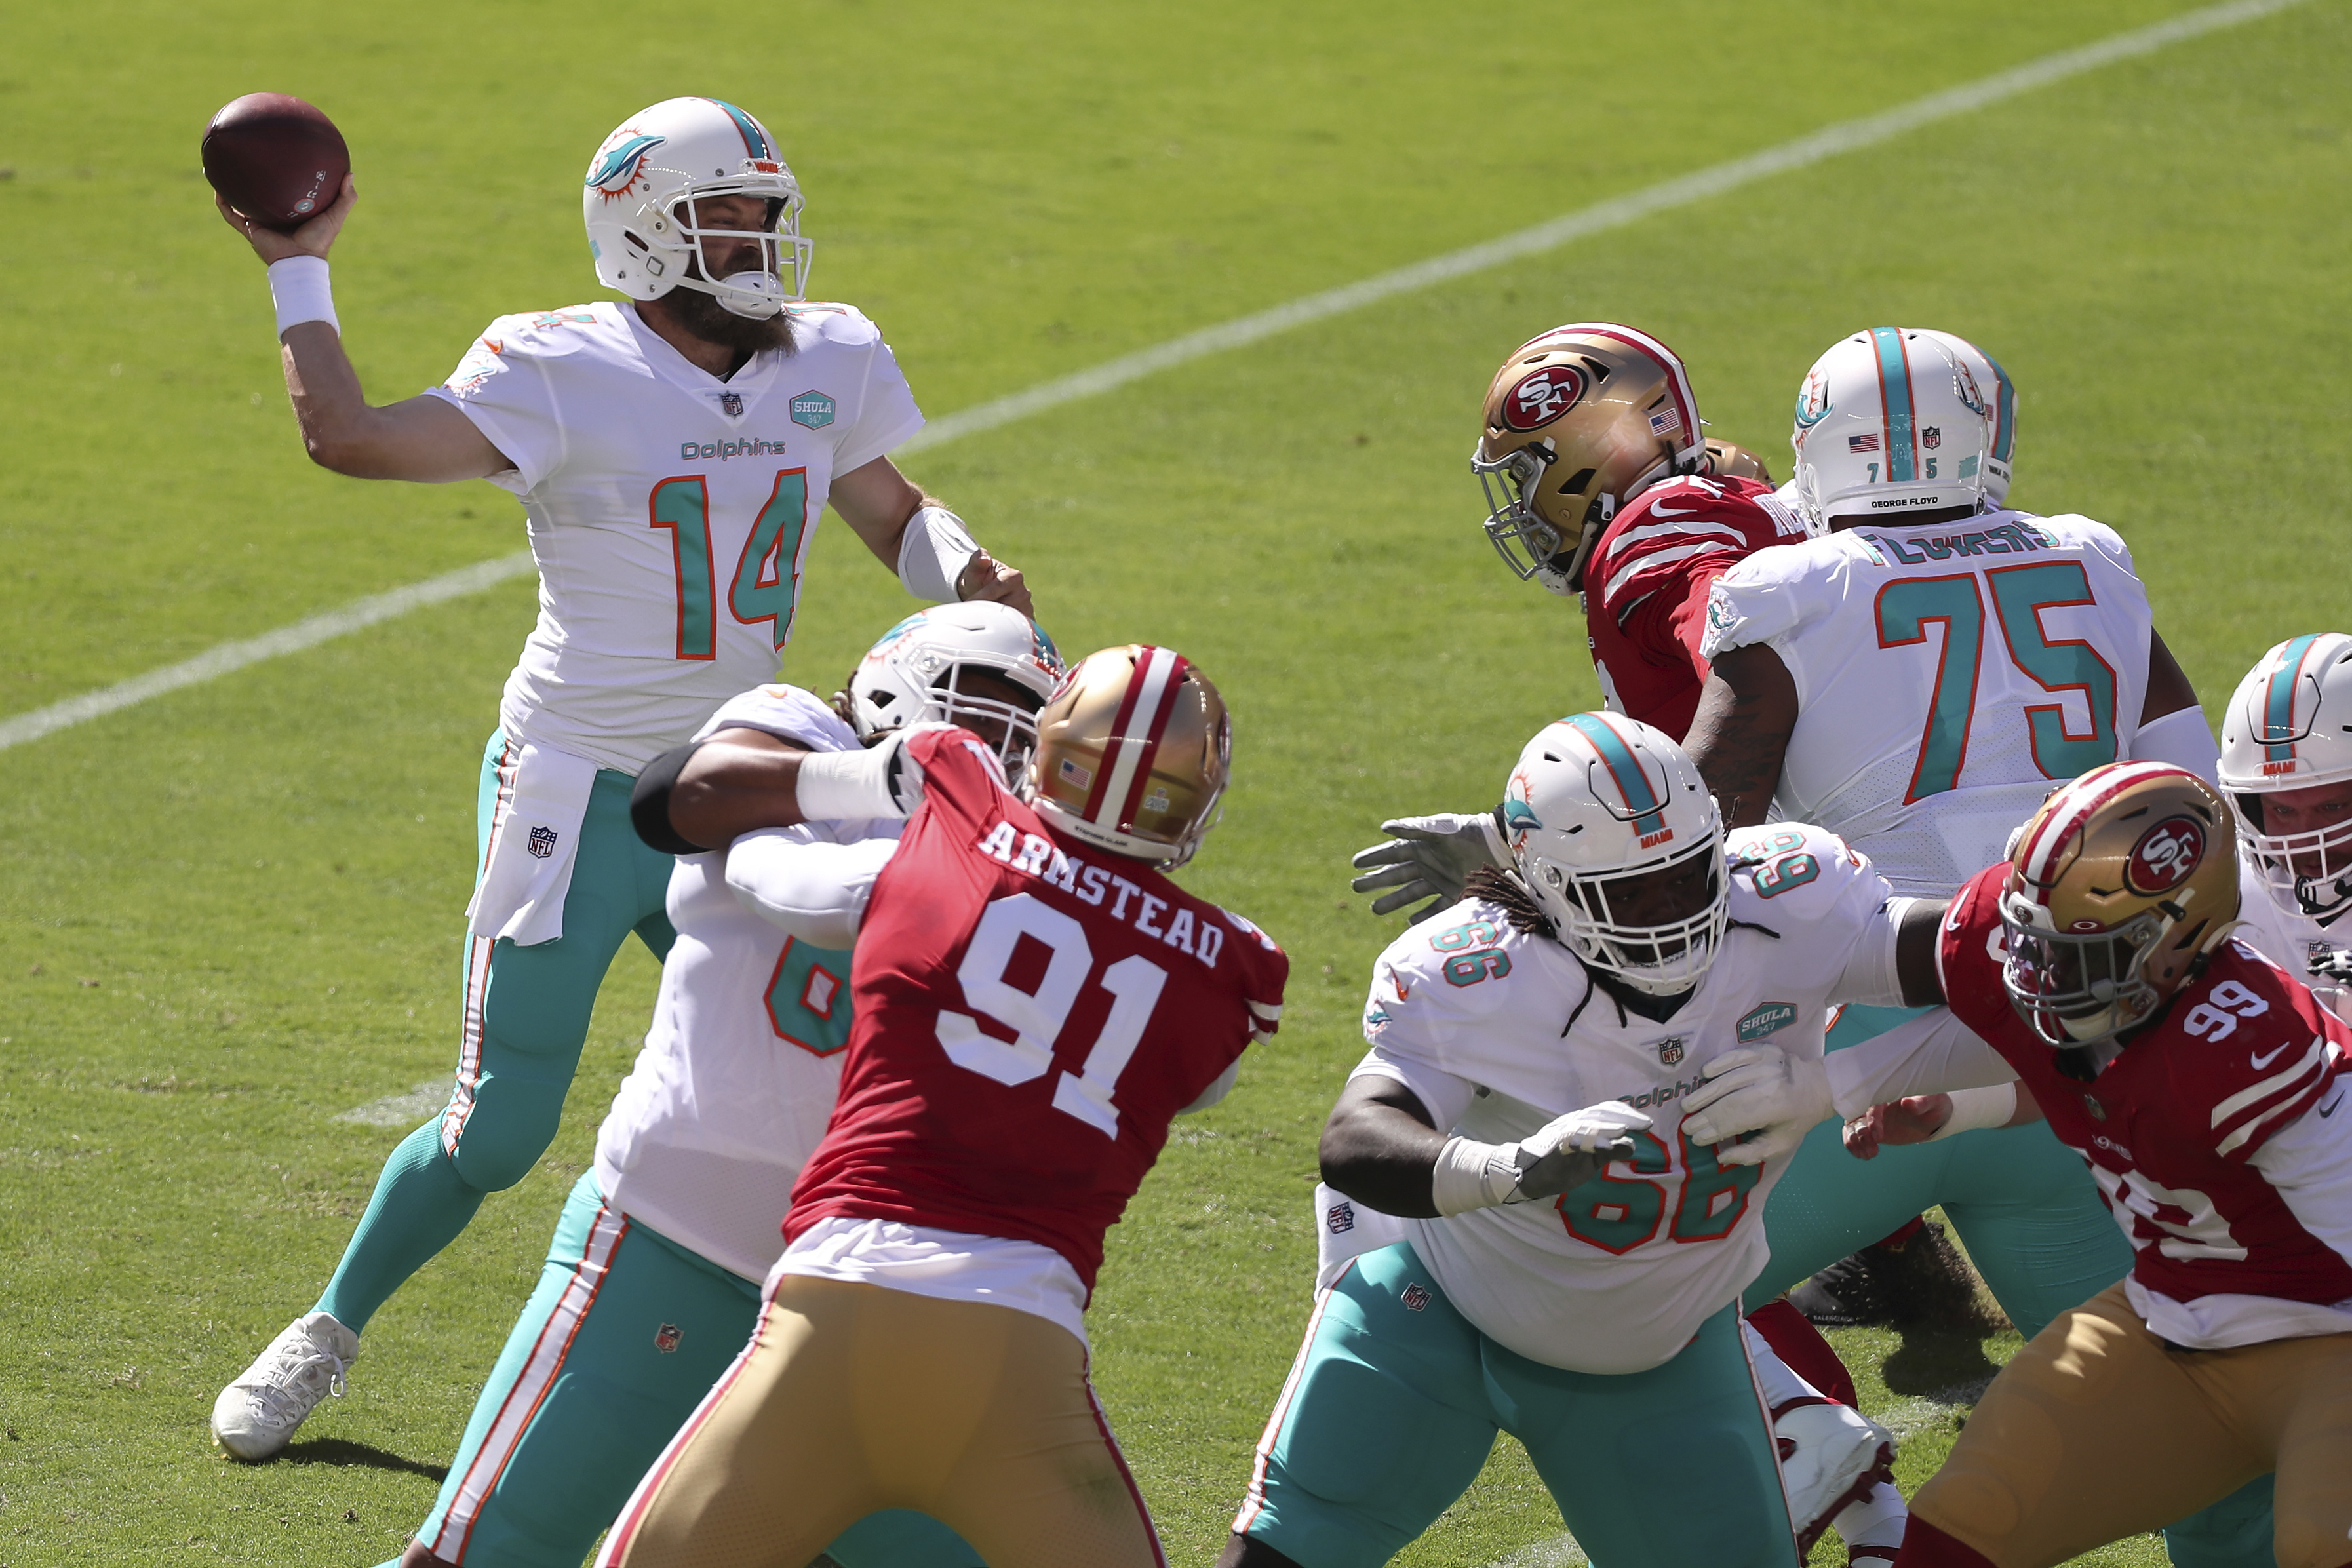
[1895,1518,1998,1567]
[1746,1297,1860,1407]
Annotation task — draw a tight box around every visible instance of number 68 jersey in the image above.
[1702,511,2153,897]
[1354,823,1905,1375]
[784,728,1289,1296]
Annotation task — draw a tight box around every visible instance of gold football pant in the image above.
[599,1272,1167,1568]
[1912,1282,2352,1568]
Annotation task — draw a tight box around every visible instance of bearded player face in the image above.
[654,194,796,357]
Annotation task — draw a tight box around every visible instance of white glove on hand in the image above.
[1350,812,1510,923]
[1432,1102,1651,1215]
[1681,1048,1833,1167]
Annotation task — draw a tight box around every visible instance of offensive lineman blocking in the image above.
[209,96,1034,1460]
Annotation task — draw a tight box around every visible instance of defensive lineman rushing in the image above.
[210,96,1033,1459]
[1691,765,2352,1566]
[385,604,1056,1568]
[600,644,1287,1567]
[1223,713,1926,1568]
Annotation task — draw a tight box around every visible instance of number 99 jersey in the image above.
[784,727,1289,1295]
[1354,823,1904,1375]
[1701,511,2153,895]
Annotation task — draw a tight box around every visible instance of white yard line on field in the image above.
[333,1078,452,1128]
[0,0,2311,758]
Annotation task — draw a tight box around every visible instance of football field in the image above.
[5,1,2349,1563]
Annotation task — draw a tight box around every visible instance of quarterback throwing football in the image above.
[209,96,1032,1460]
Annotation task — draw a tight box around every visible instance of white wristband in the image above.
[897,505,981,602]
[268,254,339,336]
[1431,1135,1515,1215]
[794,741,908,824]
[1924,1083,2017,1141]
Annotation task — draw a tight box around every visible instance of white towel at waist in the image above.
[465,739,601,947]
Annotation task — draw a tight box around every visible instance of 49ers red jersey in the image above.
[1583,474,1806,739]
[785,727,1288,1293]
[1940,864,2352,1345]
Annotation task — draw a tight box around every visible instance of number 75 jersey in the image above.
[784,728,1289,1295]
[1702,511,2153,895]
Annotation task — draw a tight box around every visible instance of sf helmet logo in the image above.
[1501,366,1586,431]
[2127,815,2206,893]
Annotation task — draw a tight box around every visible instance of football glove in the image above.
[1681,1048,1833,1167]
[1350,810,1510,922]
[1432,1102,1651,1214]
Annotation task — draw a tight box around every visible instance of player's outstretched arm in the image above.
[218,178,510,483]
[830,457,1034,617]
[1684,644,1798,827]
[1320,1077,1642,1219]
[631,726,935,853]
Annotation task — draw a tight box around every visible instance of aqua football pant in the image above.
[393,1173,979,1568]
[1233,1242,1797,1568]
[317,731,677,1333]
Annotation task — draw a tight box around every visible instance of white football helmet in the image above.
[840,604,1065,786]
[2218,633,2352,924]
[1501,713,1729,995]
[1912,330,2018,509]
[582,97,812,319]
[1790,328,1999,529]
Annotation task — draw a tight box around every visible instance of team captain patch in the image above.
[1736,1002,1796,1042]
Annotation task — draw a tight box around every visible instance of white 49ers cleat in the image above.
[1773,1397,1897,1554]
[210,1310,359,1460]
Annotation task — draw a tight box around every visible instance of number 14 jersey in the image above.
[1702,511,2153,895]
[785,728,1289,1295]
[427,301,924,774]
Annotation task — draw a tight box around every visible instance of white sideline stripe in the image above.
[898,0,2309,457]
[332,1078,450,1128]
[0,0,2308,758]
[0,553,535,753]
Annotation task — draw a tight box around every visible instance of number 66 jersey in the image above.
[784,727,1289,1303]
[1702,511,2153,896]
[1354,823,1907,1375]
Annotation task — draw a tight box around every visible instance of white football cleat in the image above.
[1773,1398,1896,1554]
[210,1310,359,1460]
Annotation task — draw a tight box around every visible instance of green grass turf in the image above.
[4,0,2349,1562]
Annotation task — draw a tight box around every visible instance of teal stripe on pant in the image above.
[317,730,678,1332]
[1241,1242,1795,1568]
[404,1172,981,1568]
[1755,1006,2276,1565]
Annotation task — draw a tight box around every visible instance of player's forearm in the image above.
[1684,645,1797,827]
[1318,1099,1447,1219]
[666,741,813,848]
[1821,1009,2017,1120]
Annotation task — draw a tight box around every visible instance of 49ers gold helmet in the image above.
[2000,763,2242,1051]
[1474,323,1706,595]
[1702,440,1774,485]
[1025,644,1230,869]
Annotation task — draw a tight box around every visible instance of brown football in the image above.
[202,94,349,231]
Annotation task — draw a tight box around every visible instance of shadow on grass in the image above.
[278,1436,448,1483]
[1879,1325,2001,1397]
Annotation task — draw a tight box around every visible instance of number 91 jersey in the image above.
[1356,823,1902,1375]
[1701,511,2153,895]
[426,301,924,775]
[784,728,1289,1295]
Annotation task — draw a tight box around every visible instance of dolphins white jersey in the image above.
[428,301,924,774]
[2235,844,2352,1023]
[1353,823,1905,1374]
[1701,511,2153,896]
[592,682,901,1281]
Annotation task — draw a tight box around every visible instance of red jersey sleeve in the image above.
[2159,943,2347,1164]
[1587,476,1792,639]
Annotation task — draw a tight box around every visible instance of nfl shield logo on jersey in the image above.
[526,825,559,860]
[718,391,744,417]
[654,1323,682,1354]
[1655,1037,1686,1066]
[790,391,836,429]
